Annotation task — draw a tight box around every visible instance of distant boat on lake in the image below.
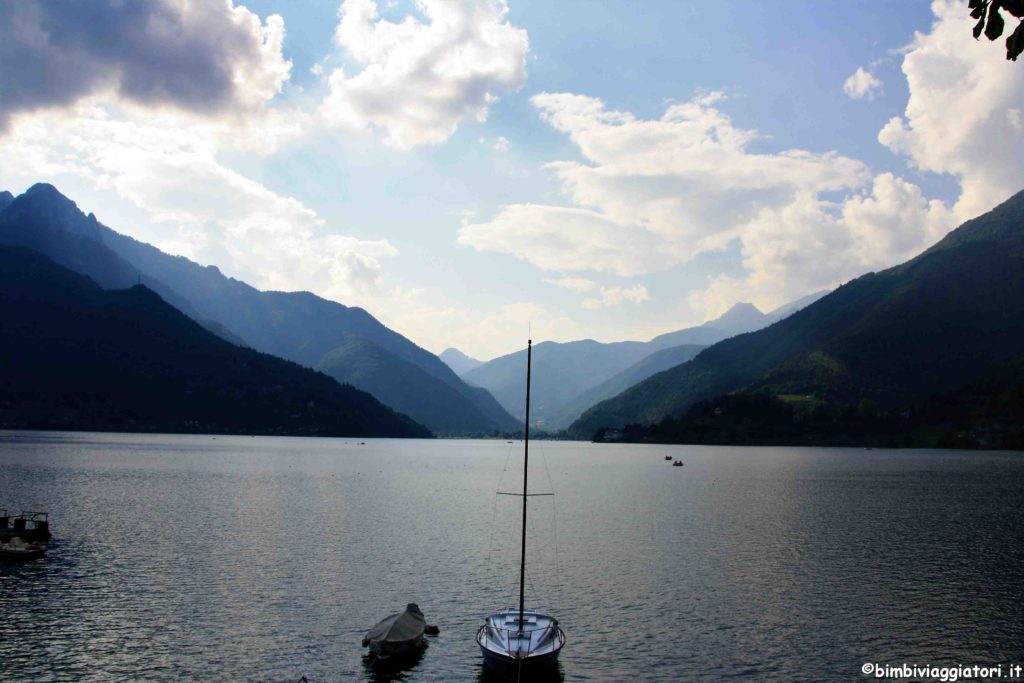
[0,537,46,561]
[0,510,50,543]
[477,339,565,678]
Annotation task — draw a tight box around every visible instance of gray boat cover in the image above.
[362,604,426,654]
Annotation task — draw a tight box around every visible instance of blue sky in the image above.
[1,0,1022,358]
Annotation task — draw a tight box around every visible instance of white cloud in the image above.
[0,105,396,302]
[0,1,291,131]
[459,89,966,320]
[581,285,649,310]
[691,173,955,318]
[458,203,677,276]
[879,0,1024,219]
[320,0,528,148]
[843,67,883,100]
[492,136,511,152]
[547,276,596,293]
[459,92,869,276]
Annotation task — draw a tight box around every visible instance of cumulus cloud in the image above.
[459,89,965,319]
[582,285,649,310]
[0,105,396,301]
[879,0,1024,219]
[0,1,291,131]
[843,67,883,100]
[320,0,528,148]
[459,92,868,275]
[693,173,955,317]
[459,203,676,276]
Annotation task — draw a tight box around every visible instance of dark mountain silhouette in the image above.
[571,190,1024,448]
[0,184,517,435]
[439,347,484,376]
[0,191,13,212]
[462,296,824,429]
[0,246,431,438]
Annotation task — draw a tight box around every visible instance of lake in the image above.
[0,432,1022,682]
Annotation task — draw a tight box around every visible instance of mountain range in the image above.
[458,293,826,430]
[0,245,430,437]
[0,184,518,435]
[570,189,1024,449]
[439,347,484,375]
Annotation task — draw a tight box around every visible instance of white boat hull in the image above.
[477,609,564,678]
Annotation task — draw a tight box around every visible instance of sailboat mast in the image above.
[518,338,532,628]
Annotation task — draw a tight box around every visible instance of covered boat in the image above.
[361,603,427,659]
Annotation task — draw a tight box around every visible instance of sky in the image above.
[1,0,1022,360]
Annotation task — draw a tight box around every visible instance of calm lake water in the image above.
[0,432,1022,682]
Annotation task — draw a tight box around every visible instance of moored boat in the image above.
[477,608,565,677]
[0,510,51,543]
[362,603,428,662]
[478,339,565,678]
[0,537,47,561]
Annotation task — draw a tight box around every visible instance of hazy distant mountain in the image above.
[319,337,504,434]
[766,290,829,321]
[644,293,826,352]
[571,190,1024,448]
[463,338,652,428]
[462,298,822,429]
[0,184,517,435]
[0,191,13,212]
[440,347,484,376]
[0,245,431,438]
[548,344,706,429]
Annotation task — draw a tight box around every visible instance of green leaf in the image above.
[1004,0,1024,18]
[986,6,1006,40]
[974,15,987,38]
[1007,20,1024,60]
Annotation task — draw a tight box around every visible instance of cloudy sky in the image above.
[1,0,1022,359]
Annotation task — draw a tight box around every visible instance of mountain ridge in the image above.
[0,183,517,435]
[462,296,825,429]
[0,245,431,438]
[570,188,1024,447]
[440,347,484,376]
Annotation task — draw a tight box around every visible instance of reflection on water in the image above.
[476,660,564,683]
[0,431,1022,681]
[362,646,427,683]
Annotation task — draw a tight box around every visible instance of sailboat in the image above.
[477,339,566,678]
